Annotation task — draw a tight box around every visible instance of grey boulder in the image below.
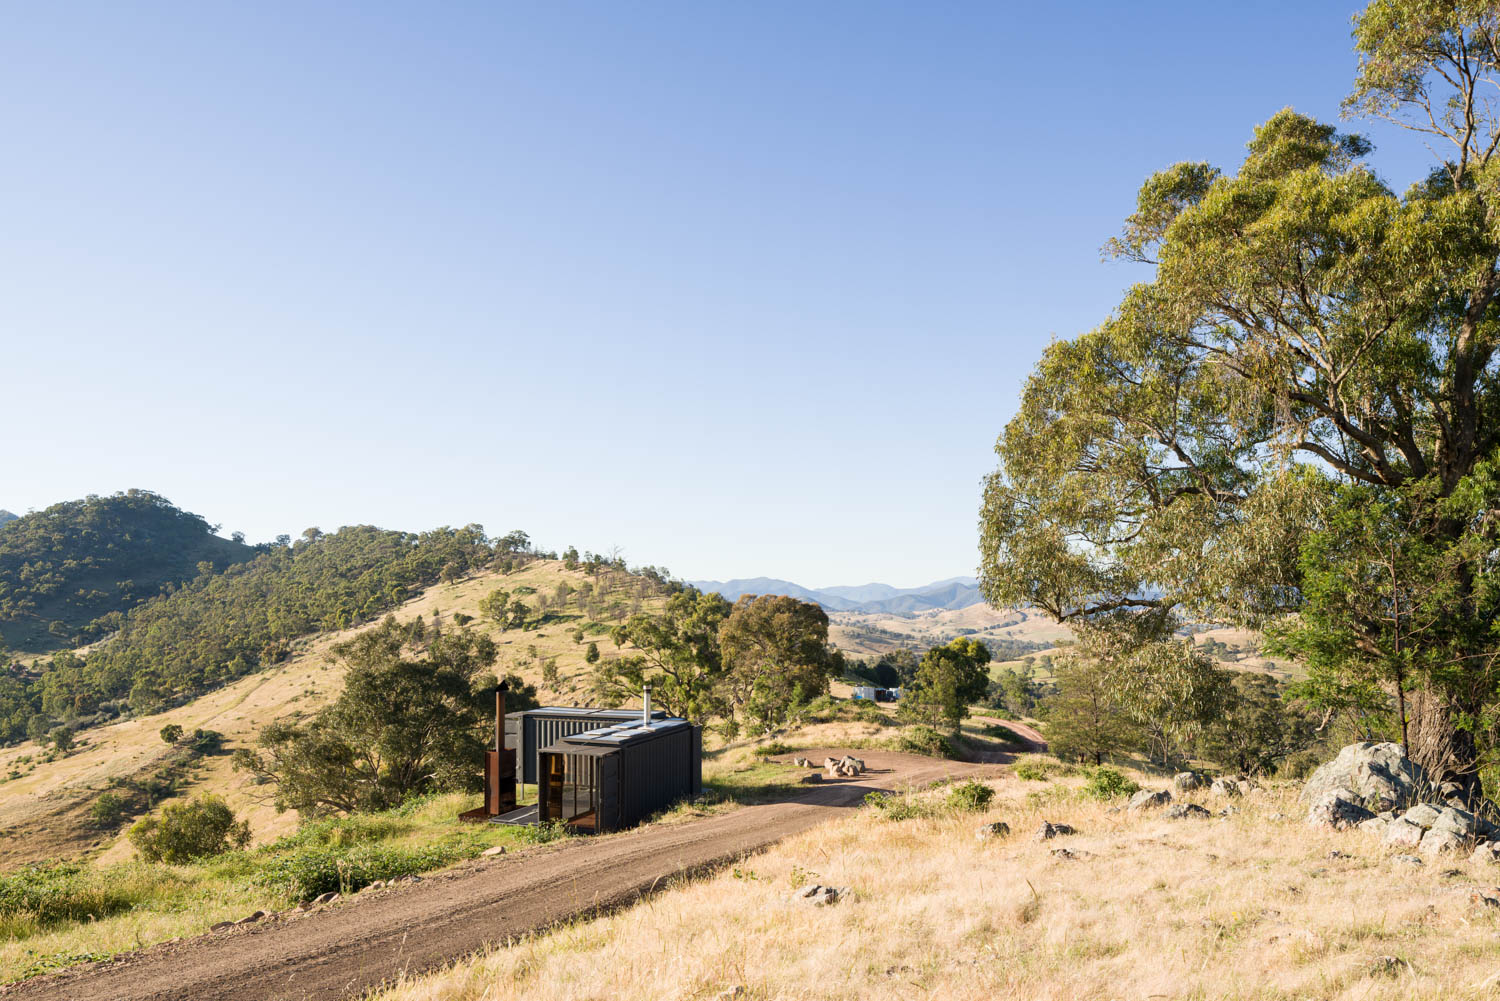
[1301,742,1425,813]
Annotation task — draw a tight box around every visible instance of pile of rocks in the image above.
[824,755,865,778]
[1301,742,1500,858]
[789,884,849,906]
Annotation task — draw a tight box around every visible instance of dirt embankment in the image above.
[3,750,987,1001]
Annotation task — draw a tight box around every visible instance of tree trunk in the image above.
[1406,688,1482,802]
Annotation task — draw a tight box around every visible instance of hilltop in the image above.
[0,510,17,527]
[0,491,254,652]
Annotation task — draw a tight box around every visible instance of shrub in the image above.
[0,863,145,934]
[128,795,251,863]
[512,820,569,845]
[159,724,184,745]
[945,780,995,813]
[88,792,130,829]
[1013,759,1052,782]
[1082,766,1139,801]
[898,725,954,758]
[862,790,936,822]
[253,841,468,901]
[755,741,796,758]
[188,728,225,754]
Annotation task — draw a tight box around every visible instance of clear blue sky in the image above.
[1,2,1433,587]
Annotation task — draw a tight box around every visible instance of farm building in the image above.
[851,686,901,702]
[537,715,702,832]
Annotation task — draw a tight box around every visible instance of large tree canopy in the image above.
[981,0,1500,792]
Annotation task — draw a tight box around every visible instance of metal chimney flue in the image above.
[643,683,653,724]
[496,682,507,753]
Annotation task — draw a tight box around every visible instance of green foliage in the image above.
[233,617,498,816]
[905,637,991,734]
[719,594,835,733]
[862,789,937,822]
[159,724,184,745]
[754,741,796,757]
[1038,654,1140,762]
[945,780,995,813]
[0,491,254,652]
[87,792,130,829]
[1081,767,1139,801]
[584,641,599,664]
[0,862,170,935]
[897,725,955,759]
[128,794,251,863]
[8,524,496,744]
[979,4,1500,790]
[1197,673,1318,776]
[252,841,466,901]
[591,587,733,723]
[1013,758,1053,782]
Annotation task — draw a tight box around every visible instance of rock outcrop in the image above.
[1300,742,1425,813]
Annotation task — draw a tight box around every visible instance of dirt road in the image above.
[5,750,983,1001]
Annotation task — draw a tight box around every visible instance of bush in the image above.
[159,724,184,745]
[1277,748,1323,780]
[754,741,796,758]
[128,795,251,863]
[897,725,954,759]
[945,780,995,813]
[862,790,936,822]
[252,841,467,901]
[88,792,130,829]
[1082,766,1139,801]
[0,863,145,934]
[1013,759,1052,782]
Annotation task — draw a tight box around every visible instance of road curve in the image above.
[3,750,985,1001]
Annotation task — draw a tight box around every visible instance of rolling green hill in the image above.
[0,491,254,652]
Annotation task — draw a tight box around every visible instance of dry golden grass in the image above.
[369,769,1500,1001]
[829,605,1073,658]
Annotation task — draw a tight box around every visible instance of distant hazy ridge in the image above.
[688,576,984,614]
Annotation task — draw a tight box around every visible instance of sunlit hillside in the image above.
[0,560,666,867]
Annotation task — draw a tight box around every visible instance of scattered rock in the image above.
[1329,849,1353,859]
[1050,847,1081,860]
[975,821,1010,841]
[1301,741,1425,813]
[1267,812,1287,822]
[1369,955,1404,977]
[800,772,822,784]
[1472,892,1500,909]
[481,846,507,857]
[714,989,747,1001]
[1033,821,1075,841]
[1165,803,1212,820]
[1357,817,1388,835]
[1210,777,1242,798]
[1401,803,1442,829]
[1128,789,1172,811]
[1419,828,1465,855]
[365,880,386,890]
[1432,805,1482,837]
[312,892,340,905]
[1392,854,1424,866]
[1235,778,1256,796]
[235,910,267,925]
[1471,842,1500,865]
[790,884,846,906]
[1306,789,1376,830]
[209,921,234,932]
[1173,771,1206,793]
[1218,806,1240,819]
[1383,818,1426,847]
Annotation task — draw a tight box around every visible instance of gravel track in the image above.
[4,749,984,1001]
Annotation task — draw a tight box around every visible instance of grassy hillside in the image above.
[0,491,254,653]
[829,605,1071,658]
[0,559,670,867]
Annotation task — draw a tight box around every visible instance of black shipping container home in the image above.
[537,717,702,833]
[506,707,668,785]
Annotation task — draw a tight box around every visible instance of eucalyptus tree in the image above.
[982,1,1500,794]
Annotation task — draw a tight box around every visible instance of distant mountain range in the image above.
[0,510,16,527]
[688,575,984,614]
